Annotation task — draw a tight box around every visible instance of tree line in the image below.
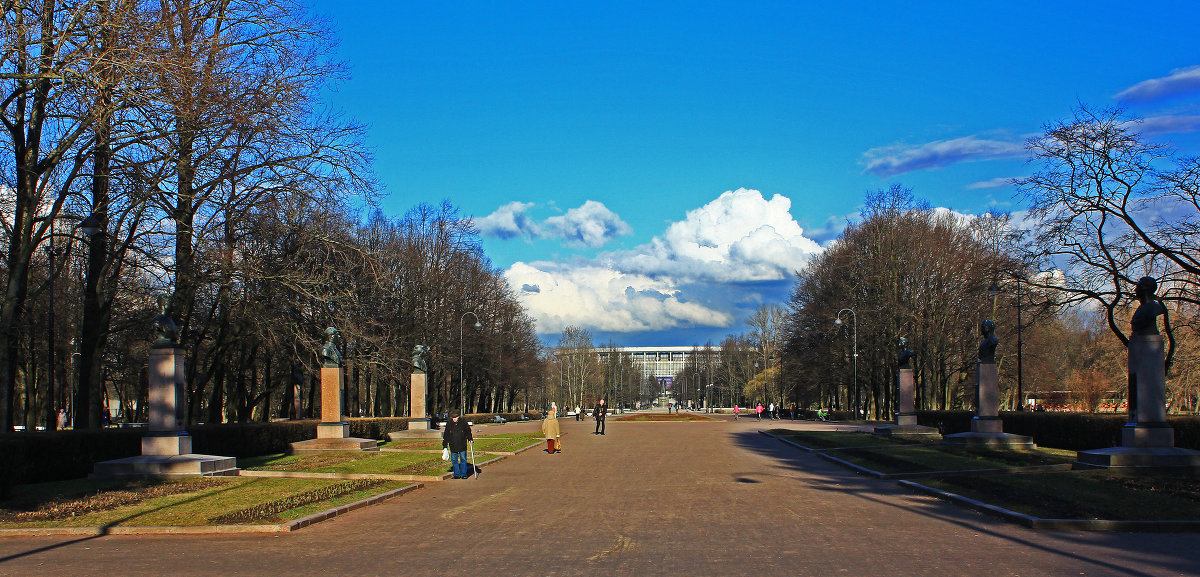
[0,0,540,432]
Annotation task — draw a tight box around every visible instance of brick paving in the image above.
[2,415,1199,576]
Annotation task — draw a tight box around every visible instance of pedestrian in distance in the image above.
[442,412,473,479]
[594,398,607,435]
[733,404,740,421]
[541,404,562,453]
[756,403,763,420]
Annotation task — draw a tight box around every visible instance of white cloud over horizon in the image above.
[862,136,1025,177]
[476,200,631,248]
[1116,66,1200,103]
[505,188,824,335]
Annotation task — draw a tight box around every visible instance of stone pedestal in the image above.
[387,372,442,440]
[92,347,236,478]
[1078,335,1200,469]
[289,364,378,454]
[945,361,1033,449]
[875,368,937,437]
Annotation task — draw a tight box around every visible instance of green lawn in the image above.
[0,477,408,528]
[830,444,1075,474]
[383,432,543,453]
[240,451,453,476]
[921,470,1200,521]
[769,429,931,449]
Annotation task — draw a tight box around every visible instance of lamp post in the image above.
[1016,276,1024,410]
[835,308,857,417]
[459,311,481,416]
[45,237,62,430]
[693,368,703,411]
[77,213,104,429]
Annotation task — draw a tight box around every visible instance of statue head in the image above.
[1135,276,1158,301]
[980,319,996,337]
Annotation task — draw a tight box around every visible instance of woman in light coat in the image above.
[541,404,562,453]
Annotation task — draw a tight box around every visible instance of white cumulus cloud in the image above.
[505,188,823,334]
[476,201,539,240]
[505,261,733,334]
[542,200,632,248]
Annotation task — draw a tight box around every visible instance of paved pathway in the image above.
[2,416,1199,576]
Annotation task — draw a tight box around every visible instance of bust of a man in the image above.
[1131,276,1167,336]
[978,319,999,362]
[321,327,342,367]
[151,294,179,349]
[412,344,428,373]
[897,337,916,369]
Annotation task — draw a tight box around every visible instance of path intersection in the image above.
[1,415,1198,576]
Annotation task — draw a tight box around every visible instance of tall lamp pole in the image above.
[459,311,481,416]
[1016,276,1024,410]
[835,308,857,417]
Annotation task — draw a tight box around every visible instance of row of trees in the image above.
[0,0,542,432]
[777,107,1199,417]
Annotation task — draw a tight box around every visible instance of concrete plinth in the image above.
[876,368,938,437]
[318,422,350,439]
[91,346,237,479]
[940,360,1033,448]
[874,423,939,437]
[1075,446,1200,470]
[91,454,237,479]
[1073,335,1200,469]
[943,431,1035,449]
[387,418,443,441]
[288,437,380,455]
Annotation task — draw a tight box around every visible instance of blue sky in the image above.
[309,0,1200,347]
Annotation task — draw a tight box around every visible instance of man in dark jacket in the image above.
[594,398,607,435]
[442,412,474,479]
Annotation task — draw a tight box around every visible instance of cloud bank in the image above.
[862,136,1025,177]
[1116,66,1200,103]
[505,188,824,335]
[477,200,630,247]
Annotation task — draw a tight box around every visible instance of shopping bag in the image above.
[441,447,450,461]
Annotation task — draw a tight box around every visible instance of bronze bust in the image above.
[978,319,999,362]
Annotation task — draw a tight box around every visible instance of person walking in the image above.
[756,403,763,421]
[541,404,562,453]
[768,402,775,420]
[733,404,740,421]
[441,412,473,479]
[790,403,797,420]
[594,398,607,435]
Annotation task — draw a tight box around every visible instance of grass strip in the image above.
[826,444,1073,474]
[921,470,1200,521]
[209,479,387,524]
[769,429,928,449]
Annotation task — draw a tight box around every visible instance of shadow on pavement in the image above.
[727,427,1198,577]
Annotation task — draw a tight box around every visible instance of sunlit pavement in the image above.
[2,416,1198,577]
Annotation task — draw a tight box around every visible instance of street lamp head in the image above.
[79,214,103,238]
[473,320,482,329]
[834,317,842,326]
[988,282,1002,297]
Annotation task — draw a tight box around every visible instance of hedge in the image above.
[0,412,540,488]
[916,411,1200,451]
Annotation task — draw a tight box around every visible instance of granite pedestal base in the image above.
[288,437,379,455]
[387,418,443,441]
[943,431,1035,449]
[1075,446,1200,470]
[874,423,939,437]
[90,454,237,479]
